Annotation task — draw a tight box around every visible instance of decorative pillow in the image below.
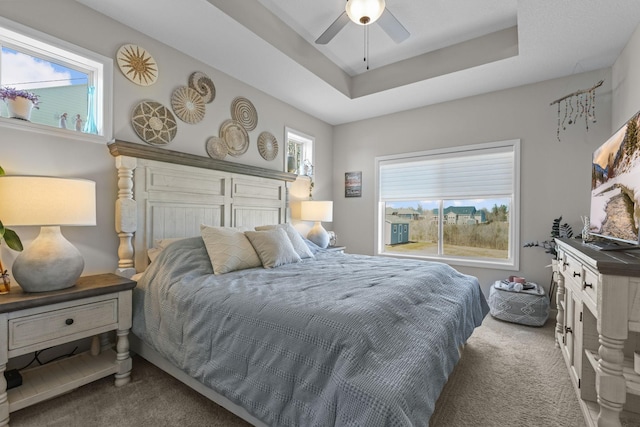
[153,237,188,250]
[245,228,301,268]
[255,223,314,259]
[200,225,262,274]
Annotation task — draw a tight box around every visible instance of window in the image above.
[375,140,520,270]
[0,17,112,142]
[285,127,314,176]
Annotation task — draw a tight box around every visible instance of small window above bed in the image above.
[0,17,113,143]
[375,139,520,270]
[285,127,313,176]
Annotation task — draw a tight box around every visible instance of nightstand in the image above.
[0,273,136,426]
[326,246,346,253]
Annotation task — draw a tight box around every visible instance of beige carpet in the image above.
[7,316,638,426]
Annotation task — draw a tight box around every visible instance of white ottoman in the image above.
[488,280,550,326]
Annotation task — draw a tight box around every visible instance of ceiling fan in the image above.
[315,0,410,45]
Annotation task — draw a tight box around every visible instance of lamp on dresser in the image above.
[0,176,96,292]
[300,200,333,248]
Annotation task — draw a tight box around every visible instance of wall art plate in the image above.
[116,44,158,86]
[171,86,205,124]
[257,131,278,161]
[230,96,257,131]
[219,119,249,157]
[131,100,177,145]
[206,136,228,160]
[188,71,216,103]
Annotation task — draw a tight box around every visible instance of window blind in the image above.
[379,144,515,201]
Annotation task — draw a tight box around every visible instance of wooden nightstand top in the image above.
[0,273,136,314]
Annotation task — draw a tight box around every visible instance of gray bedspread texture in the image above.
[132,237,489,427]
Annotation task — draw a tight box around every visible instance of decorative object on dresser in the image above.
[554,238,640,427]
[0,176,96,293]
[0,273,136,426]
[300,200,333,248]
[116,44,158,86]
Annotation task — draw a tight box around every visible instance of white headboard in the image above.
[109,140,297,277]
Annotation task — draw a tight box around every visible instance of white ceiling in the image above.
[77,0,640,125]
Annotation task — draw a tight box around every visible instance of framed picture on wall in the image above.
[345,171,362,198]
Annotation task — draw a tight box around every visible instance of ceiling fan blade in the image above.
[377,8,410,43]
[315,11,350,44]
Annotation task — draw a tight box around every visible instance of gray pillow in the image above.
[255,223,314,259]
[200,225,261,274]
[245,228,302,268]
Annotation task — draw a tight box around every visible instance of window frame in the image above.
[374,139,520,270]
[284,127,314,176]
[0,16,113,143]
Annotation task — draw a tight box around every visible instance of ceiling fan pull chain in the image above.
[364,25,370,70]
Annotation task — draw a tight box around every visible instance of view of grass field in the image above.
[385,222,510,259]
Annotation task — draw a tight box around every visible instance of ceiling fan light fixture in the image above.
[345,0,386,25]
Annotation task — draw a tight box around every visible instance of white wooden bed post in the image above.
[115,155,137,279]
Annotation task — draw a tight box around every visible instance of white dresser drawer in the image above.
[582,267,599,306]
[8,299,118,350]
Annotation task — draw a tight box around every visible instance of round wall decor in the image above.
[206,136,228,160]
[219,119,249,157]
[188,72,216,103]
[116,44,158,86]
[171,86,205,124]
[257,131,278,161]
[131,100,177,145]
[230,97,258,131]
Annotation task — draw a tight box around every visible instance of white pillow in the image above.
[200,225,262,274]
[245,228,301,268]
[154,237,188,250]
[255,223,314,259]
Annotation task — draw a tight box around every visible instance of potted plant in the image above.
[0,86,40,121]
[0,165,24,294]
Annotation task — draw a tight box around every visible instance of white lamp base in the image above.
[307,221,330,249]
[12,226,84,292]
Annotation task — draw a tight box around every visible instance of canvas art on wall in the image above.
[345,171,362,198]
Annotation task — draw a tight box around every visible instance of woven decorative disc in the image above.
[230,97,258,131]
[219,119,249,157]
[116,44,158,86]
[131,100,177,145]
[188,71,216,103]
[206,136,228,160]
[257,131,278,161]
[171,86,205,124]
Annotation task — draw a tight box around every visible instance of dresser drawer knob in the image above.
[565,326,573,334]
[65,318,74,326]
[573,271,581,278]
[583,282,593,289]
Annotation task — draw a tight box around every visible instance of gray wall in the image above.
[0,0,333,276]
[331,69,613,295]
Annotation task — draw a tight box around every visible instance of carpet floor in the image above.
[7,315,640,426]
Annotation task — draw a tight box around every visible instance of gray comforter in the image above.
[132,237,489,427]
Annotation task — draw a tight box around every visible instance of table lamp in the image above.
[0,176,96,292]
[300,200,333,248]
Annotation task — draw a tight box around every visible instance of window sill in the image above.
[0,116,110,144]
[378,251,518,270]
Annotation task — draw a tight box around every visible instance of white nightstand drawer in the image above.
[8,299,118,350]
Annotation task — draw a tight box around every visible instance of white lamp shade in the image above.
[300,201,333,222]
[0,176,96,226]
[346,0,386,25]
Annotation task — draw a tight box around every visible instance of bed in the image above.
[108,141,489,427]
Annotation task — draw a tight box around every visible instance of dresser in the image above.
[554,238,640,427]
[0,274,136,426]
